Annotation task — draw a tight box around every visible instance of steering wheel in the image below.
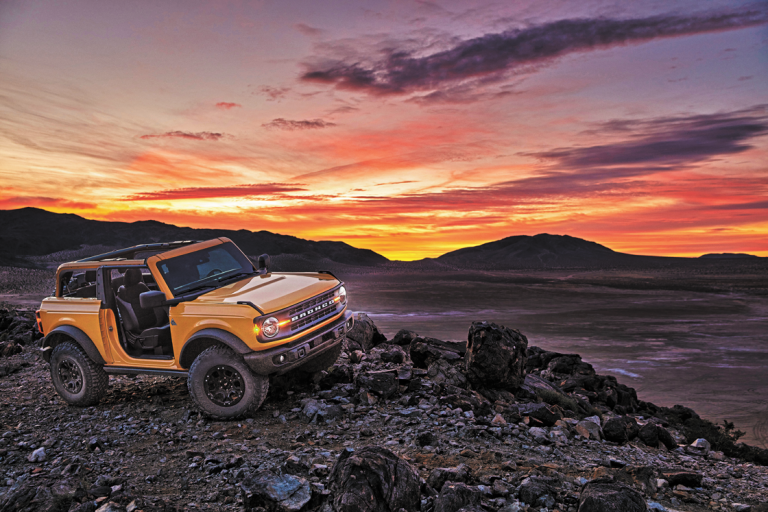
[206,268,222,277]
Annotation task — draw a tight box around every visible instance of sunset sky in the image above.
[1,0,767,260]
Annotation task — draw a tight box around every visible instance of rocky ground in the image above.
[1,308,767,512]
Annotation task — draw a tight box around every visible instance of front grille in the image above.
[288,289,340,331]
[291,303,339,330]
[288,290,336,316]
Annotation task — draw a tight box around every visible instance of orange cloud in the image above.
[0,196,96,210]
[215,102,241,109]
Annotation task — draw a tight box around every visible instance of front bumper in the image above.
[244,309,353,375]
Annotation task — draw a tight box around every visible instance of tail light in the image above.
[35,310,44,335]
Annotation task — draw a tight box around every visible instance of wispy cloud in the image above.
[262,118,336,131]
[0,196,96,210]
[255,85,290,101]
[139,131,226,141]
[301,9,768,98]
[527,106,768,170]
[124,183,306,201]
[295,23,324,36]
[215,102,241,110]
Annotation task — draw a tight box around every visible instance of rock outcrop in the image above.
[464,321,528,391]
[328,446,420,512]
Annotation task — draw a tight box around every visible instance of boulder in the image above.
[637,423,659,447]
[410,337,465,369]
[578,479,647,512]
[392,329,419,346]
[465,322,528,391]
[515,403,562,427]
[518,477,557,507]
[427,464,472,491]
[428,359,468,389]
[660,470,703,488]
[346,313,387,353]
[328,447,421,512]
[575,420,602,441]
[602,417,639,444]
[656,425,678,450]
[239,471,311,512]
[379,345,407,364]
[434,482,482,512]
[356,370,399,399]
[516,373,567,401]
[614,466,657,497]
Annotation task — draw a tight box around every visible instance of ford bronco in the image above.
[36,238,352,418]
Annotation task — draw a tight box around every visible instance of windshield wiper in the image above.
[216,271,255,283]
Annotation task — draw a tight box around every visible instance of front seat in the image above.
[115,269,171,354]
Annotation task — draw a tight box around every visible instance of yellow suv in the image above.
[36,238,352,418]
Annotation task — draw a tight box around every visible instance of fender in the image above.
[178,328,252,369]
[41,325,106,365]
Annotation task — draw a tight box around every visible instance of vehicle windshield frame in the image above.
[156,242,255,297]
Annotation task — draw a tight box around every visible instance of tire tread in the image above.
[50,340,108,406]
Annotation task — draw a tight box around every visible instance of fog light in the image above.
[278,354,286,363]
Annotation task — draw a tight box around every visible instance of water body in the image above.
[343,271,768,448]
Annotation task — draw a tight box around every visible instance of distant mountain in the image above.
[699,253,758,259]
[0,208,388,267]
[435,233,669,269]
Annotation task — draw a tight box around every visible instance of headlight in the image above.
[339,286,347,302]
[262,317,280,338]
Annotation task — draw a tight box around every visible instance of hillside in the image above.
[436,233,676,269]
[0,208,388,267]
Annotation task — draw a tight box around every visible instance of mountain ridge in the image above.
[1,208,762,269]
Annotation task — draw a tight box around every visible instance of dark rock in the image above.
[356,370,399,399]
[638,423,659,447]
[434,482,482,512]
[426,464,472,491]
[346,313,387,353]
[416,431,439,447]
[656,425,678,450]
[392,329,419,346]
[578,479,647,512]
[427,359,468,389]
[239,470,311,512]
[315,363,354,389]
[0,341,22,357]
[602,417,639,444]
[328,446,420,512]
[661,470,703,488]
[379,345,407,364]
[464,321,527,391]
[409,337,465,369]
[516,373,566,401]
[614,466,657,496]
[349,350,364,364]
[515,403,562,427]
[518,476,556,507]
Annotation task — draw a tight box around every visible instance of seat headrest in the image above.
[85,270,97,283]
[124,268,143,287]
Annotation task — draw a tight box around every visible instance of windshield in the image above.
[157,242,255,296]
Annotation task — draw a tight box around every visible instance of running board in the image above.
[104,367,188,377]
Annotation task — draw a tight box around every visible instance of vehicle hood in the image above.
[191,272,339,314]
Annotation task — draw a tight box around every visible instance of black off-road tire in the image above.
[299,342,343,373]
[50,341,109,406]
[187,345,269,419]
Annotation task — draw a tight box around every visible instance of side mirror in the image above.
[258,253,271,273]
[140,290,166,309]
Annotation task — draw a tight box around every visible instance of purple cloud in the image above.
[301,9,768,97]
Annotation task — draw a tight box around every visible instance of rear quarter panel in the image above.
[39,297,108,361]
